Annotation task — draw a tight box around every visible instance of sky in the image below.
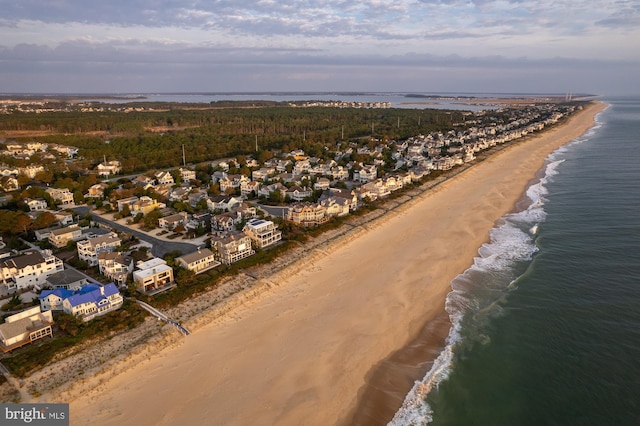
[0,0,638,95]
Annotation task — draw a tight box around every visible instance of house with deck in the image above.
[211,232,255,264]
[243,218,282,249]
[0,306,54,352]
[133,258,175,295]
[62,283,124,322]
[176,248,220,274]
[77,233,121,266]
[0,250,64,292]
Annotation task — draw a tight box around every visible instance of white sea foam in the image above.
[389,141,581,425]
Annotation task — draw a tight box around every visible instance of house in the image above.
[186,212,211,232]
[77,233,121,266]
[62,283,124,322]
[354,165,377,183]
[359,179,391,200]
[132,175,155,190]
[133,258,175,295]
[206,195,242,212]
[243,218,282,249]
[185,190,207,208]
[132,196,161,216]
[54,210,74,226]
[155,171,175,185]
[20,165,45,179]
[0,250,64,292]
[211,232,255,264]
[179,168,196,182]
[168,186,192,202]
[313,177,331,191]
[318,188,358,212]
[0,306,54,352]
[116,196,139,212]
[176,248,220,274]
[285,185,312,202]
[240,180,260,197]
[39,288,74,311]
[48,225,83,248]
[257,182,287,198]
[288,202,328,226]
[46,187,74,206]
[211,211,242,232]
[319,196,351,217]
[45,268,90,291]
[251,167,276,181]
[219,174,249,193]
[158,212,188,230]
[96,160,121,177]
[98,252,134,286]
[25,198,48,211]
[0,176,19,192]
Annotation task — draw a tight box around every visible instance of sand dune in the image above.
[57,102,605,425]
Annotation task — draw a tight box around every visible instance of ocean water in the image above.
[390,97,640,425]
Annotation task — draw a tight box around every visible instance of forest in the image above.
[0,103,480,173]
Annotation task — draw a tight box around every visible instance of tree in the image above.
[32,211,57,230]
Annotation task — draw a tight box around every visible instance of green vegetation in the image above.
[2,300,148,378]
[0,105,466,173]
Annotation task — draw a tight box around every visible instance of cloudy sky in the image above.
[1,0,638,95]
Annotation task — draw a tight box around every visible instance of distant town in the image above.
[0,99,580,376]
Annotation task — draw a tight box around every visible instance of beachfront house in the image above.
[0,306,54,353]
[132,258,175,295]
[211,232,255,264]
[62,283,124,322]
[288,202,329,227]
[176,248,220,275]
[242,219,282,249]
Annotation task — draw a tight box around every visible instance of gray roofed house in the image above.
[176,248,220,274]
[46,268,90,291]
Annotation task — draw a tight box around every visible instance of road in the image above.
[73,206,198,258]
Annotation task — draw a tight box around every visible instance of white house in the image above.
[133,258,174,294]
[77,233,121,266]
[243,218,282,249]
[96,160,121,177]
[46,187,74,206]
[0,250,64,292]
[25,198,48,211]
[62,283,124,322]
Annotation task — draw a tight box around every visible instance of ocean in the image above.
[390,97,640,425]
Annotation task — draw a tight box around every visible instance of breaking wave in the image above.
[389,154,569,426]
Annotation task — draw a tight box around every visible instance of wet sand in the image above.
[63,102,604,426]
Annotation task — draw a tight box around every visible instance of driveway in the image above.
[73,206,199,258]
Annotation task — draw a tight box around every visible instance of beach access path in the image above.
[59,102,605,426]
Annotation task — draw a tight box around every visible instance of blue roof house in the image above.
[61,283,124,322]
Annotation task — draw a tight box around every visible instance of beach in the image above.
[57,102,604,425]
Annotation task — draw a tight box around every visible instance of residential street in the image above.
[72,206,200,258]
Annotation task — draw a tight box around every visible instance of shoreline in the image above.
[352,101,606,425]
[12,101,604,425]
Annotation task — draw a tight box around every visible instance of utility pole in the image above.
[255,135,258,152]
[182,144,186,167]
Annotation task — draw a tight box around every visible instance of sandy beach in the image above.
[50,102,604,425]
